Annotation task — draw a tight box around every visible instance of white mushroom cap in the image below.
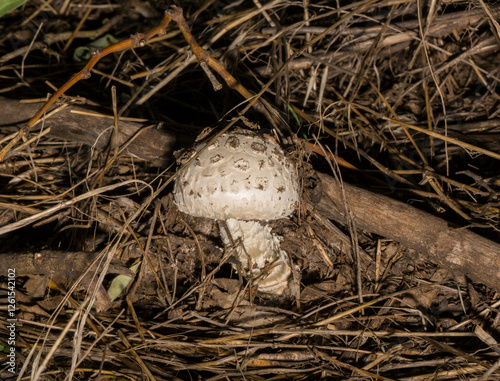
[174,132,299,221]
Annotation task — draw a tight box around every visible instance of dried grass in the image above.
[0,0,499,380]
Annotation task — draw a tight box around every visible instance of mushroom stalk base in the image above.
[219,218,291,296]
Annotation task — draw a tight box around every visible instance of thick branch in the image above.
[315,172,500,290]
[0,97,191,166]
[0,250,132,278]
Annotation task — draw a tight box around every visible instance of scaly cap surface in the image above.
[174,132,299,221]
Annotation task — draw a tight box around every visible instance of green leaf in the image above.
[107,261,141,302]
[0,0,27,18]
[73,34,119,62]
[0,343,10,353]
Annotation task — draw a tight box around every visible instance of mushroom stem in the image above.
[219,218,292,295]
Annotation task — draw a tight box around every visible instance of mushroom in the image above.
[173,131,299,296]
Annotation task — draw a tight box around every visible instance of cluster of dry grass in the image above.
[0,0,499,380]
